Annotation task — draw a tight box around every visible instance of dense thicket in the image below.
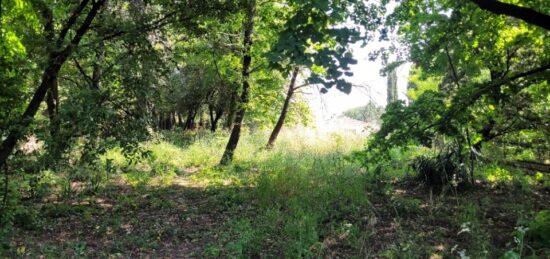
[358,0,549,185]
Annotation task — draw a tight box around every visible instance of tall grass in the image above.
[95,127,547,257]
[102,128,372,257]
[6,127,549,257]
[145,129,372,257]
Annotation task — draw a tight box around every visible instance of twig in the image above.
[2,163,8,210]
[444,45,461,89]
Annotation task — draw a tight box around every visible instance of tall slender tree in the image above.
[220,0,256,165]
[266,67,301,148]
[386,68,398,105]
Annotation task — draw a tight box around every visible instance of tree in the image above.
[0,0,241,169]
[343,102,384,125]
[261,0,384,149]
[360,0,550,176]
[0,0,106,169]
[266,67,301,148]
[386,68,398,105]
[220,0,256,165]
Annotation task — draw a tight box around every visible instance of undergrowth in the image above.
[2,129,549,257]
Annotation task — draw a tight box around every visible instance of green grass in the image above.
[3,128,549,258]
[115,129,371,257]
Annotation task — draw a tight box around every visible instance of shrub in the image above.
[526,210,550,246]
[410,146,468,188]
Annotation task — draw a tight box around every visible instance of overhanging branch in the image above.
[469,0,550,30]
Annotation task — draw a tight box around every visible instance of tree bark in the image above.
[0,61,62,169]
[209,106,216,131]
[220,0,255,165]
[510,160,550,173]
[224,91,238,129]
[34,0,60,138]
[45,78,59,134]
[266,67,299,149]
[45,77,62,163]
[0,0,105,169]
[184,109,197,130]
[208,106,223,132]
[469,0,550,31]
[212,110,223,132]
[386,68,398,105]
[177,112,183,128]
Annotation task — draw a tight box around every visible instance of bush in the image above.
[526,210,550,246]
[410,146,468,188]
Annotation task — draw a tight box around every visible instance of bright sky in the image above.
[303,40,411,125]
[302,1,411,127]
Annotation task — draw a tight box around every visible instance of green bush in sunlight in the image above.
[476,163,547,190]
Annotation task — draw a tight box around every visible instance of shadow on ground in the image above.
[10,181,247,258]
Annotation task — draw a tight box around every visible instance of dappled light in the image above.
[1,0,549,257]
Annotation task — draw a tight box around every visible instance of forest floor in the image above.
[5,130,550,258]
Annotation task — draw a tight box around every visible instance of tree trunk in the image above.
[0,0,105,169]
[45,77,59,135]
[36,1,59,139]
[386,68,398,105]
[266,67,299,149]
[151,108,158,130]
[212,109,223,132]
[0,62,66,169]
[220,0,255,165]
[184,109,196,130]
[177,112,183,128]
[209,106,215,131]
[171,112,176,129]
[510,160,550,173]
[45,77,63,164]
[469,0,550,31]
[224,91,238,129]
[198,111,205,129]
[208,105,224,132]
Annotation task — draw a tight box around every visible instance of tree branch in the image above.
[441,63,550,126]
[73,58,93,84]
[57,0,91,47]
[98,10,179,42]
[292,83,309,91]
[444,45,461,89]
[469,0,550,30]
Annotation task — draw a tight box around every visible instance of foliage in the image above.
[355,91,447,165]
[266,0,386,93]
[524,210,550,246]
[411,146,468,187]
[406,65,442,101]
[355,0,549,185]
[0,130,548,257]
[343,101,384,125]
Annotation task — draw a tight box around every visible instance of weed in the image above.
[391,196,422,218]
[454,203,490,258]
[70,241,87,257]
